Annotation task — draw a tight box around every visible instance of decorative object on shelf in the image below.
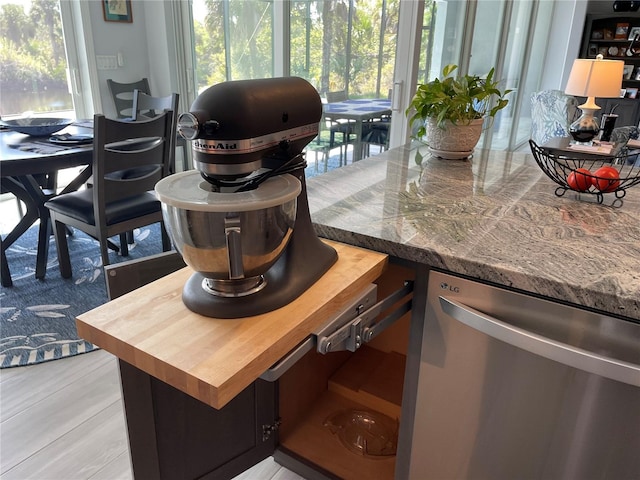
[629,27,640,41]
[616,22,630,39]
[564,54,624,143]
[529,140,640,206]
[613,0,640,12]
[406,64,511,159]
[623,64,634,79]
[627,87,639,98]
[102,0,132,23]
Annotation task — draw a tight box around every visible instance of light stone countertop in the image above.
[307,142,640,321]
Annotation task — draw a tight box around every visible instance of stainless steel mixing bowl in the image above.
[155,171,301,296]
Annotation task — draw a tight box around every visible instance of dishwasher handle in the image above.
[439,296,640,387]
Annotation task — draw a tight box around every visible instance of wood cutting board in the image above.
[76,240,387,409]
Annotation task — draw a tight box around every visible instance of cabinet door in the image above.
[119,360,277,480]
[606,98,640,126]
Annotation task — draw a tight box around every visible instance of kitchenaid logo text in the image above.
[192,123,319,155]
[194,140,238,150]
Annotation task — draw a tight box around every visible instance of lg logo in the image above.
[440,282,460,293]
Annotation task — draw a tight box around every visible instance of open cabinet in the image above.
[275,263,413,480]
[76,242,417,480]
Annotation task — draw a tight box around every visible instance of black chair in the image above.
[325,91,357,158]
[104,250,186,300]
[362,119,390,157]
[306,114,351,171]
[107,78,151,119]
[44,112,173,278]
[132,89,183,172]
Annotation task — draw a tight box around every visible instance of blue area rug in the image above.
[0,223,165,368]
[0,156,350,368]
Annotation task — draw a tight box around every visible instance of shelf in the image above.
[589,38,637,43]
[581,14,640,125]
[278,346,407,480]
[279,390,397,480]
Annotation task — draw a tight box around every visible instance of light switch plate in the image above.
[96,55,118,70]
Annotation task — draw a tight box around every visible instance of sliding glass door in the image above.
[185,0,555,156]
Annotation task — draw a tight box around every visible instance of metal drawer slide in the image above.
[260,281,413,381]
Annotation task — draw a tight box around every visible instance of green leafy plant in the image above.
[407,64,512,137]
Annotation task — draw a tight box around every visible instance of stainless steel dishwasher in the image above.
[407,270,640,480]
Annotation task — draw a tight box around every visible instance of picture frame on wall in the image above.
[102,0,132,23]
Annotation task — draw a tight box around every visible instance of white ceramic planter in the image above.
[424,117,484,159]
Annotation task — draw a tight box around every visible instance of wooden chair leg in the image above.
[1,237,13,287]
[52,219,72,278]
[119,233,129,257]
[99,239,111,268]
[160,223,172,252]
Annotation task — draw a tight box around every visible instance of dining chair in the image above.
[530,90,580,145]
[305,116,348,172]
[104,250,186,300]
[362,120,390,157]
[107,78,151,119]
[326,90,348,103]
[132,89,182,172]
[44,112,173,279]
[325,91,356,160]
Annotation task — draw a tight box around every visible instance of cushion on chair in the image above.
[45,189,160,225]
[530,90,580,145]
[610,125,640,145]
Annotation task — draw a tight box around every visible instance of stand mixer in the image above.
[155,77,338,318]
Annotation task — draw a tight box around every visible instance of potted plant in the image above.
[407,64,511,158]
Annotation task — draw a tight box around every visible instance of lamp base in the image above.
[569,107,600,144]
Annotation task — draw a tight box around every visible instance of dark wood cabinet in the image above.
[116,262,415,480]
[119,361,277,480]
[580,13,640,126]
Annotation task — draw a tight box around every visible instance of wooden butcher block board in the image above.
[76,240,387,409]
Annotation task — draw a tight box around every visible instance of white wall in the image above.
[87,0,151,117]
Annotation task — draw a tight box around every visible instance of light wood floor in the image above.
[0,349,304,480]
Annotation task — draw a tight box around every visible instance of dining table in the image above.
[323,98,392,162]
[0,122,94,286]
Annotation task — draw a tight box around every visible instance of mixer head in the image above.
[178,77,323,182]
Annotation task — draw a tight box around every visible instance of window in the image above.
[192,0,274,92]
[289,0,400,99]
[0,0,74,118]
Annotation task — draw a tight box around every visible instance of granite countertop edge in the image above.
[307,144,640,322]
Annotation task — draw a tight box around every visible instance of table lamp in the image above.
[564,54,624,143]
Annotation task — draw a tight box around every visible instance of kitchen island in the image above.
[77,142,640,480]
[308,142,640,321]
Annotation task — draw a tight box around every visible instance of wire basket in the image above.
[529,140,640,204]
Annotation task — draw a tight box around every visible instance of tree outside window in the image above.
[0,0,73,118]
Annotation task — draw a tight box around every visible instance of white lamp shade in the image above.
[565,57,624,98]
